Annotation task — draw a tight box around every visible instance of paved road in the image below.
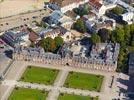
[47,66,69,100]
[0,8,51,32]
[2,80,100,99]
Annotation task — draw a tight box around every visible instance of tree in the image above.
[111,28,125,44]
[54,36,64,48]
[124,25,131,38]
[73,4,90,17]
[90,33,101,44]
[131,34,134,46]
[33,21,47,28]
[130,23,134,33]
[40,37,56,52]
[98,28,111,42]
[41,21,48,28]
[111,6,124,15]
[124,25,131,44]
[73,19,86,33]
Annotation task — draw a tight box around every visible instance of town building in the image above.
[59,15,74,29]
[89,0,117,16]
[28,30,40,44]
[84,16,116,33]
[2,30,29,47]
[83,12,97,21]
[89,0,106,16]
[39,26,72,42]
[122,0,134,4]
[65,10,80,21]
[42,10,63,27]
[49,0,89,13]
[121,12,134,24]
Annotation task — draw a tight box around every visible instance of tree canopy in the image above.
[90,33,101,44]
[98,28,111,42]
[73,4,90,17]
[111,6,124,15]
[109,24,134,73]
[40,36,64,52]
[54,36,64,48]
[73,19,86,33]
[40,37,56,52]
[111,27,125,44]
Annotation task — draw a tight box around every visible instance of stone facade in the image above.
[13,45,119,72]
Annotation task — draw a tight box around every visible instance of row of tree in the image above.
[40,36,64,52]
[90,23,134,72]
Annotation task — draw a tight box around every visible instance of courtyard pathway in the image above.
[1,61,130,100]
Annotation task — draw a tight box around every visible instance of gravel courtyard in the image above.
[0,0,50,18]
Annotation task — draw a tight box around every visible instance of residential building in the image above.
[28,31,40,44]
[89,0,106,16]
[83,12,97,21]
[39,27,72,42]
[59,15,74,29]
[65,10,80,21]
[45,2,60,11]
[42,10,63,27]
[122,0,134,4]
[85,16,116,33]
[50,0,89,13]
[121,12,134,24]
[2,30,29,47]
[89,0,117,16]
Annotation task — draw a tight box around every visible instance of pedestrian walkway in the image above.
[0,61,130,100]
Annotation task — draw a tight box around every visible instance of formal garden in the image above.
[8,87,48,100]
[58,93,98,100]
[20,66,59,85]
[8,66,102,99]
[64,71,104,92]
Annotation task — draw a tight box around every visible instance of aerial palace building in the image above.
[13,41,120,72]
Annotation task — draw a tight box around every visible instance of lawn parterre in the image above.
[58,93,98,100]
[64,72,104,92]
[20,66,59,85]
[8,87,48,100]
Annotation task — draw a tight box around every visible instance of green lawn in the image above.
[20,66,59,85]
[58,93,98,100]
[64,72,104,92]
[8,88,48,100]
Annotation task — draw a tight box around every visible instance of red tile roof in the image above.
[89,0,102,10]
[29,31,39,43]
[50,0,84,7]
